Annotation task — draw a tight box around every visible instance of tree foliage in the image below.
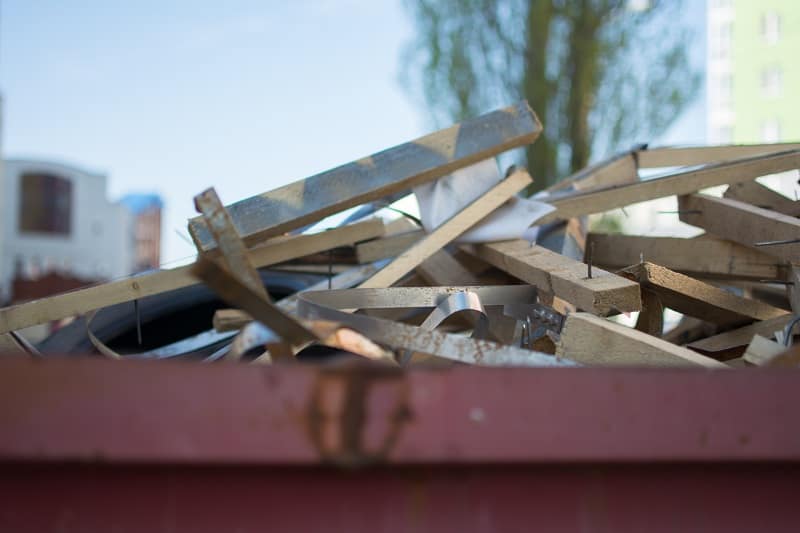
[400,0,699,190]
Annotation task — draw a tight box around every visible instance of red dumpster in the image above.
[0,356,798,532]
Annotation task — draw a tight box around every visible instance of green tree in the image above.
[401,0,699,191]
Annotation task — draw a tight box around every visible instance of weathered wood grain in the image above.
[724,181,800,217]
[586,233,788,281]
[538,150,800,224]
[189,101,542,251]
[556,312,726,367]
[0,219,384,334]
[620,262,788,326]
[355,230,423,263]
[678,193,800,263]
[636,142,800,168]
[465,239,641,315]
[688,315,792,355]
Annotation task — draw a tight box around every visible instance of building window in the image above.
[715,22,732,59]
[716,126,733,144]
[18,173,73,236]
[718,73,733,107]
[761,12,781,45]
[761,67,782,98]
[761,119,781,143]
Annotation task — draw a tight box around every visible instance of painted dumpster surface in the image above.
[0,356,799,532]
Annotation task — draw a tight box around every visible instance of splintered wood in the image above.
[1,100,799,369]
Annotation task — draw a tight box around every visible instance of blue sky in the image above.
[0,0,705,264]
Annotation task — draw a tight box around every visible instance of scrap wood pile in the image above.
[2,100,800,368]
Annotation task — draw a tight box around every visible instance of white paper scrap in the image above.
[413,159,555,243]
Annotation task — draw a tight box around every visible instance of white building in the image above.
[0,158,134,302]
[706,0,735,145]
[706,0,799,199]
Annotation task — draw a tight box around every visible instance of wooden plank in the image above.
[555,312,726,367]
[687,315,792,355]
[194,187,270,300]
[788,266,800,315]
[415,250,481,286]
[269,264,352,275]
[726,357,749,367]
[724,181,800,216]
[547,152,637,193]
[538,150,800,224]
[586,233,788,281]
[0,219,384,334]
[678,193,800,263]
[636,142,800,168]
[635,289,664,336]
[464,239,641,315]
[620,262,788,326]
[662,316,719,345]
[213,309,251,332]
[188,101,543,251]
[708,279,791,311]
[191,256,316,349]
[276,249,357,266]
[0,333,26,355]
[213,261,388,331]
[383,217,419,236]
[357,169,532,289]
[355,230,423,263]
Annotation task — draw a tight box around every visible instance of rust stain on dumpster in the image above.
[306,365,412,466]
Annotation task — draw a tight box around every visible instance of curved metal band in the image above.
[398,291,490,366]
[296,289,576,367]
[300,285,537,310]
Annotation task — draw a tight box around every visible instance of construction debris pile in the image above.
[2,101,800,368]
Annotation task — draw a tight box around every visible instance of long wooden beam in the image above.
[586,233,788,281]
[0,219,384,334]
[547,151,637,193]
[194,187,270,300]
[635,289,664,336]
[189,101,542,251]
[556,312,726,367]
[724,181,800,217]
[620,262,788,326]
[688,315,792,356]
[0,333,26,355]
[538,150,800,224]
[214,259,394,332]
[355,230,423,263]
[678,193,800,263]
[415,250,480,286]
[463,239,641,315]
[191,257,316,349]
[358,169,532,289]
[636,142,800,168]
